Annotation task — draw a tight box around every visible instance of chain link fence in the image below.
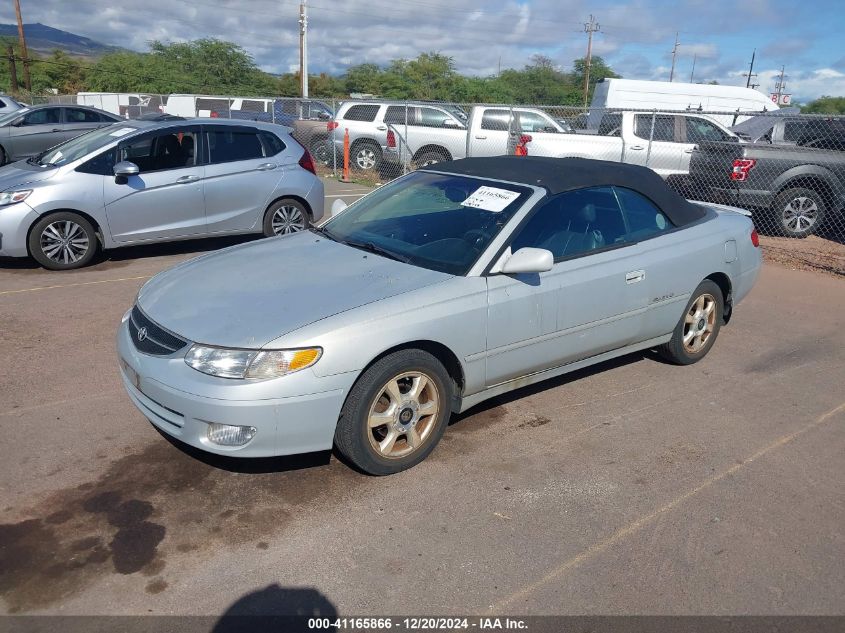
[19,92,845,274]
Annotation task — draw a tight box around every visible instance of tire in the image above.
[351,142,381,171]
[0,145,6,166]
[310,137,332,165]
[414,151,448,168]
[28,212,99,270]
[334,349,454,475]
[771,187,827,238]
[262,198,310,237]
[657,280,723,365]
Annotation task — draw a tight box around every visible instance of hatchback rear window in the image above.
[206,129,264,163]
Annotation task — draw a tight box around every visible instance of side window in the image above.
[417,107,457,128]
[259,130,286,155]
[76,148,116,176]
[22,108,61,126]
[342,104,380,122]
[511,187,627,260]
[783,120,809,142]
[613,187,674,241]
[598,113,623,136]
[481,109,511,131]
[383,105,409,125]
[685,118,729,143]
[65,108,102,123]
[281,100,298,115]
[119,129,198,172]
[241,100,266,113]
[206,129,264,164]
[517,111,556,133]
[634,115,675,142]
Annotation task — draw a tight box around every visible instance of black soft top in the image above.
[422,156,705,227]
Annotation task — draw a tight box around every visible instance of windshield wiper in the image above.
[342,239,411,264]
[310,225,337,241]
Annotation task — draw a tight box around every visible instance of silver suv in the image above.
[0,117,324,269]
[331,101,466,171]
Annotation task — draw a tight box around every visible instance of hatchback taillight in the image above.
[298,150,316,175]
[730,159,756,181]
[750,228,760,248]
[327,121,339,131]
[387,130,396,148]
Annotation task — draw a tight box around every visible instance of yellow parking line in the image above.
[491,400,845,612]
[0,275,150,296]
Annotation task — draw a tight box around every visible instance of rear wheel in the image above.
[414,151,448,168]
[310,137,332,165]
[263,198,310,236]
[352,142,381,171]
[772,187,827,238]
[657,280,723,365]
[28,212,99,270]
[334,349,453,475]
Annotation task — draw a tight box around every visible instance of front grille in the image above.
[129,305,189,356]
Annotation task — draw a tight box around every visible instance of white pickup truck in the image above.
[385,107,740,179]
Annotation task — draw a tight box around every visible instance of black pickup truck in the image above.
[689,134,845,237]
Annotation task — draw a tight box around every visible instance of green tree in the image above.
[802,96,845,114]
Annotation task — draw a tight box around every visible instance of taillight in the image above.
[298,150,316,175]
[327,121,339,131]
[210,111,219,118]
[519,134,532,145]
[386,130,396,148]
[730,158,756,181]
[750,228,760,248]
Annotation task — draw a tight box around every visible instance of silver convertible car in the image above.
[118,157,761,475]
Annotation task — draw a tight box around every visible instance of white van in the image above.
[76,92,167,118]
[164,94,275,118]
[588,79,778,128]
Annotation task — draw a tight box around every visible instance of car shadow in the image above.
[212,584,338,632]
[449,349,661,429]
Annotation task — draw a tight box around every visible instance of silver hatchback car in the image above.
[0,117,324,269]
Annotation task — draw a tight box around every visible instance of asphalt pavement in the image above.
[0,177,843,617]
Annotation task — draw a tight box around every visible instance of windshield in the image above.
[322,171,532,275]
[35,124,136,167]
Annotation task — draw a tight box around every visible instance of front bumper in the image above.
[116,313,356,457]
[0,202,38,258]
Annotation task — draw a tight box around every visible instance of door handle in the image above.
[175,175,200,184]
[51,128,62,132]
[684,148,694,153]
[474,135,487,140]
[376,125,387,131]
[625,270,645,284]
[629,145,645,150]
[256,162,277,171]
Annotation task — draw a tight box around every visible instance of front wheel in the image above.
[334,349,454,475]
[772,187,827,238]
[657,280,723,365]
[352,142,381,171]
[263,198,310,236]
[28,212,99,270]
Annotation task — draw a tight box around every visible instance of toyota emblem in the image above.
[137,326,148,342]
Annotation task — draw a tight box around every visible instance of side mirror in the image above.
[113,161,139,177]
[500,247,553,274]
[317,111,331,120]
[11,117,24,127]
[331,199,348,215]
[443,118,460,128]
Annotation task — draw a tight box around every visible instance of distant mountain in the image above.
[0,23,124,58]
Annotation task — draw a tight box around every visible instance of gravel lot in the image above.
[1,177,843,617]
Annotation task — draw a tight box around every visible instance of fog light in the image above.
[206,422,257,446]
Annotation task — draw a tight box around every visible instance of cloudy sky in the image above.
[3,0,844,102]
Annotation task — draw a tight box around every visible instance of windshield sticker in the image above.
[109,127,136,137]
[461,186,520,212]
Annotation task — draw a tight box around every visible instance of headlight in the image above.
[0,190,32,206]
[184,345,322,379]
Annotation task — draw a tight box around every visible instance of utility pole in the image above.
[6,45,18,94]
[582,14,600,110]
[13,0,31,92]
[743,49,758,89]
[774,65,786,103]
[299,0,308,98]
[669,32,679,82]
[689,53,696,83]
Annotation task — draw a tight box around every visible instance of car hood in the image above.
[137,231,451,348]
[0,161,57,190]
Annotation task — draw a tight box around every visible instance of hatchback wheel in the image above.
[657,280,723,365]
[263,199,310,236]
[28,212,98,270]
[334,349,453,475]
[772,187,826,238]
